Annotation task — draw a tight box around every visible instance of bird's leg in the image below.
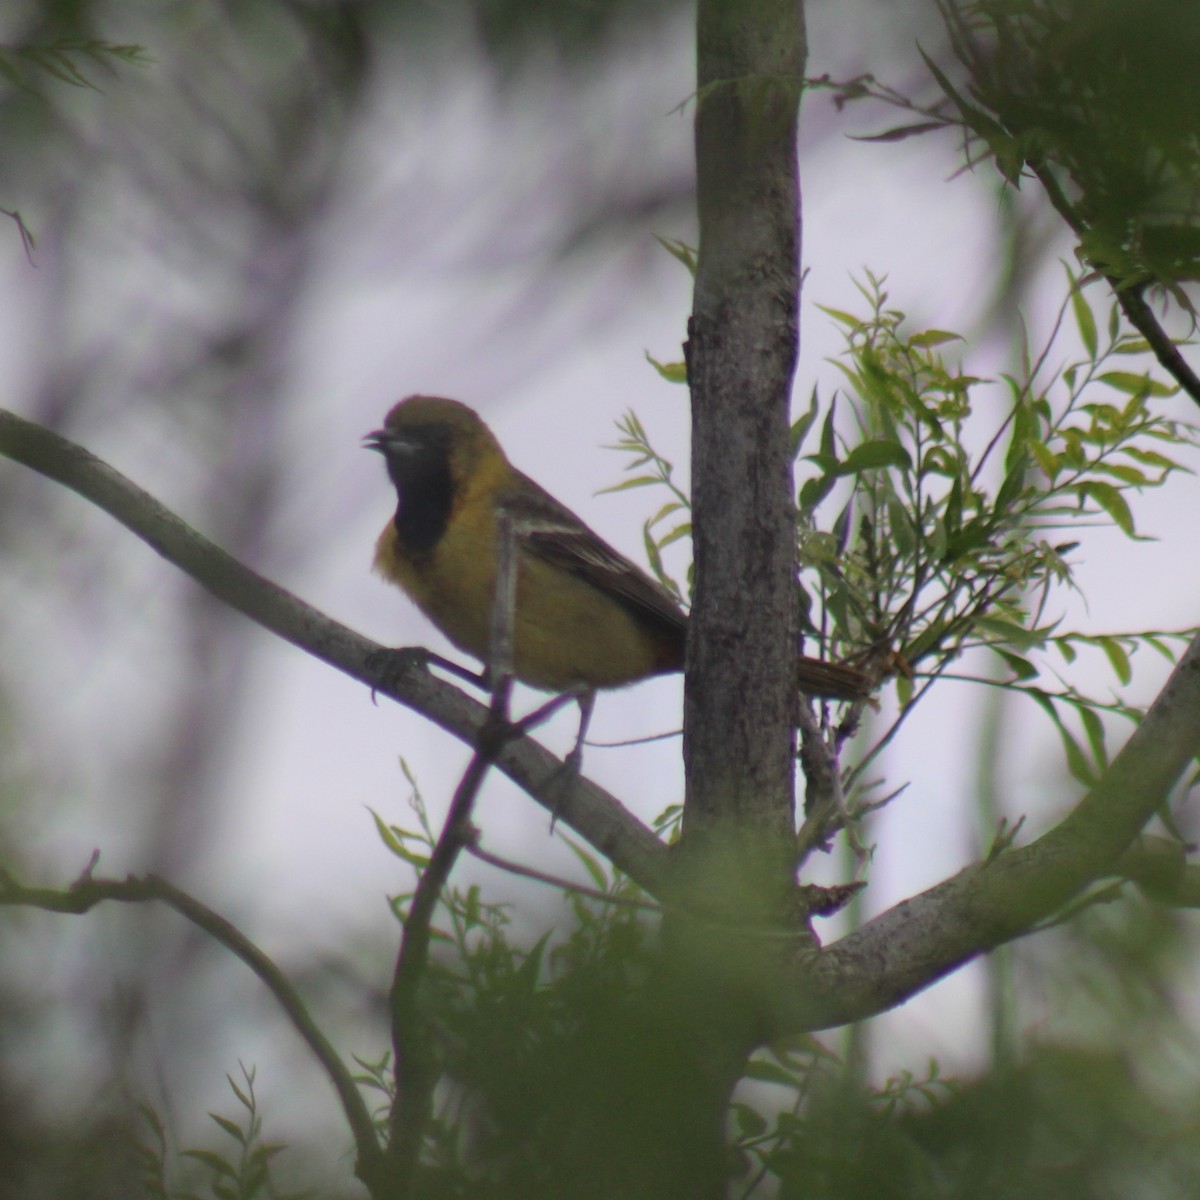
[489,506,520,694]
[514,685,595,766]
[511,686,594,829]
[563,688,595,779]
[490,505,595,823]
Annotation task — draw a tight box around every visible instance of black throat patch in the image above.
[384,433,455,556]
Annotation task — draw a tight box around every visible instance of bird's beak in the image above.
[363,429,389,453]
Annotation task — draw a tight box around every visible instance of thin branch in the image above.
[1030,161,1200,411]
[386,687,512,1192]
[795,701,865,870]
[0,863,389,1194]
[0,408,671,897]
[1,207,36,265]
[465,840,661,912]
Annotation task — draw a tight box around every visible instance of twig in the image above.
[795,701,865,870]
[388,508,526,1189]
[464,841,661,912]
[386,678,514,1191]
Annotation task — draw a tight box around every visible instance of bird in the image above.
[366,396,872,717]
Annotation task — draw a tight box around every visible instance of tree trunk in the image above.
[684,0,806,898]
[647,3,810,1196]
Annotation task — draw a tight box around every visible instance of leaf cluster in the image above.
[725,894,1200,1198]
[828,1,1200,311]
[0,37,150,94]
[800,271,1194,686]
[601,408,692,603]
[134,1066,299,1200]
[935,0,1200,302]
[373,771,659,1193]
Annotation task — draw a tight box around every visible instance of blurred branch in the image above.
[0,407,670,896]
[0,207,35,264]
[388,681,514,1192]
[0,859,389,1194]
[1116,833,1200,906]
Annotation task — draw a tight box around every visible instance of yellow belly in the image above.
[374,516,679,692]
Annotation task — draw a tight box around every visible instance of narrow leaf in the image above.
[644,351,687,384]
[1076,480,1136,537]
[1067,271,1099,360]
[838,439,912,473]
[1097,636,1132,685]
[909,328,964,349]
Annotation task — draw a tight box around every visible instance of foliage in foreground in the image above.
[127,856,1200,1198]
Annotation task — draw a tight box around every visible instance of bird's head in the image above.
[365,395,506,496]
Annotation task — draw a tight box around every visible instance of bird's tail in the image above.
[796,655,875,701]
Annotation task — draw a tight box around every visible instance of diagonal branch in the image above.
[784,627,1200,1031]
[0,408,670,897]
[386,701,510,1193]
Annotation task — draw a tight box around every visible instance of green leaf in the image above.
[920,47,1023,183]
[657,522,692,549]
[1124,445,1184,473]
[369,810,430,868]
[819,395,839,459]
[1111,338,1155,355]
[799,470,837,512]
[653,235,697,276]
[647,499,686,526]
[1026,690,1097,786]
[731,1101,769,1137]
[1097,636,1132,685]
[790,387,821,459]
[744,1058,803,1086]
[851,119,947,143]
[1076,480,1136,536]
[976,615,1040,651]
[993,648,1038,680]
[644,351,687,384]
[562,835,610,891]
[838,439,912,474]
[183,1150,237,1177]
[515,932,551,990]
[909,328,964,349]
[1095,462,1149,486]
[1067,271,1099,360]
[597,474,662,494]
[208,1112,246,1144]
[1096,370,1175,398]
[1029,438,1061,481]
[1078,704,1108,771]
[817,304,865,331]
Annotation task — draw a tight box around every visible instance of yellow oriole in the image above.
[367,395,871,701]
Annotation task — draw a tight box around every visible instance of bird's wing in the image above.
[498,476,688,635]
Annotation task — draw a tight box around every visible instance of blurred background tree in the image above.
[2,0,1200,1197]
